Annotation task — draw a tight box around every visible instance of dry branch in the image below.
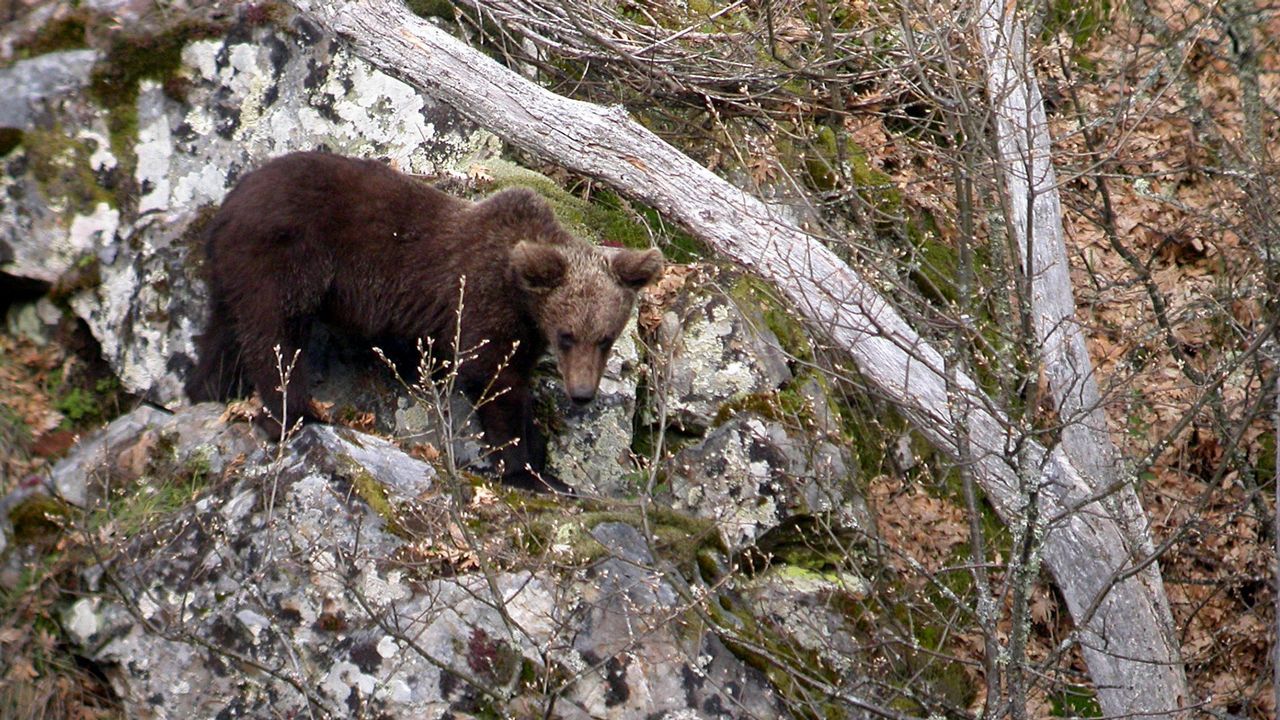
[286,0,1186,713]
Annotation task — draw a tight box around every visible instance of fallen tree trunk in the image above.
[286,1,1185,713]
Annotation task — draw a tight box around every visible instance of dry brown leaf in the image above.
[309,399,335,422]
[410,443,441,462]
[470,486,499,508]
[220,398,259,423]
[5,657,38,682]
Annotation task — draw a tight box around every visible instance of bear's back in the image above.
[210,152,463,257]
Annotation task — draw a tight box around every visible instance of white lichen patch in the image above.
[361,567,411,607]
[376,677,413,705]
[68,202,119,253]
[320,660,377,704]
[64,598,100,645]
[376,635,399,659]
[135,83,174,214]
[661,295,790,429]
[668,417,794,550]
[235,609,270,643]
[77,127,117,172]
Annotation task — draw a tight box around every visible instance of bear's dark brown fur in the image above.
[185,151,662,493]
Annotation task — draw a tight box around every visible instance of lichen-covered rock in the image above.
[1,22,498,404]
[50,402,256,508]
[0,117,119,283]
[743,566,873,697]
[649,268,792,432]
[54,405,782,718]
[67,211,209,406]
[566,521,780,717]
[4,296,62,345]
[4,14,880,718]
[666,411,867,552]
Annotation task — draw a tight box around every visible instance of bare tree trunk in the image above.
[974,0,1187,710]
[285,1,1187,713]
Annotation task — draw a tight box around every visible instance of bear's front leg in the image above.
[465,369,573,495]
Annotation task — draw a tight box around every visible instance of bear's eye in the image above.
[557,331,576,350]
[597,336,614,350]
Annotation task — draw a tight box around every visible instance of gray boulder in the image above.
[666,411,867,552]
[54,404,782,718]
[0,49,99,128]
[544,318,645,497]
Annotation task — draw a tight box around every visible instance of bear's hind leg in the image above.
[236,302,319,440]
[186,295,247,402]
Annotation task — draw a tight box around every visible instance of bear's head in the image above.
[511,241,663,404]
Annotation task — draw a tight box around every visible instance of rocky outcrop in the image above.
[1,8,879,718]
[52,404,782,718]
[648,269,793,432]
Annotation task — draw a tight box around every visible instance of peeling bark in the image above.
[286,1,1186,713]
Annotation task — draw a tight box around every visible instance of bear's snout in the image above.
[560,353,604,406]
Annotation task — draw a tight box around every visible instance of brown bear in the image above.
[185,151,663,493]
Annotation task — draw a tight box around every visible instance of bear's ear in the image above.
[608,248,664,290]
[511,241,568,293]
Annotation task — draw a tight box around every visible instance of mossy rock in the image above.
[0,128,23,157]
[506,499,723,572]
[10,495,72,546]
[727,274,813,362]
[88,19,228,170]
[22,127,115,216]
[12,11,92,58]
[474,158,705,259]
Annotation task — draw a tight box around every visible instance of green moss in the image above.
[13,13,90,58]
[727,275,813,361]
[22,127,115,215]
[9,496,71,546]
[0,128,21,157]
[54,388,98,424]
[1258,431,1275,492]
[511,517,609,564]
[712,392,782,428]
[733,513,862,576]
[583,187,664,250]
[475,159,596,236]
[89,438,216,537]
[509,503,723,571]
[477,159,707,260]
[706,590,847,717]
[405,0,456,20]
[709,372,839,442]
[1051,686,1102,717]
[345,465,405,536]
[1042,0,1110,47]
[50,254,102,302]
